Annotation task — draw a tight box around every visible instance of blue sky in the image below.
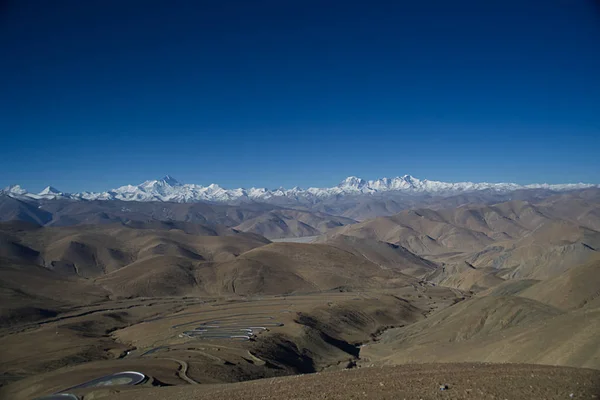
[1,0,599,192]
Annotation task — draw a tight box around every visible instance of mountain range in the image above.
[3,174,598,204]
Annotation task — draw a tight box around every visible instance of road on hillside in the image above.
[35,371,147,400]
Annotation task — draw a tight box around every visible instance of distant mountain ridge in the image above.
[2,175,598,204]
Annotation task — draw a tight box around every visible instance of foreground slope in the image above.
[103,363,600,400]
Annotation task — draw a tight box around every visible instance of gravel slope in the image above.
[110,363,600,400]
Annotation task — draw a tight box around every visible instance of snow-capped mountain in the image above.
[2,185,28,196]
[39,186,61,196]
[2,175,598,204]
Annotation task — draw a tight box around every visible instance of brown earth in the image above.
[104,363,600,400]
[329,194,600,291]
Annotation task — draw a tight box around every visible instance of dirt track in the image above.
[112,363,600,400]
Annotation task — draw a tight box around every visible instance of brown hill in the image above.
[0,196,52,225]
[463,221,600,280]
[315,234,437,278]
[233,212,320,239]
[196,242,416,296]
[426,261,506,291]
[519,256,600,310]
[374,295,562,345]
[233,209,355,239]
[3,222,417,298]
[362,293,600,369]
[94,255,199,297]
[0,197,357,240]
[332,195,600,291]
[0,223,270,279]
[478,278,540,297]
[0,259,109,327]
[0,222,274,301]
[329,209,497,255]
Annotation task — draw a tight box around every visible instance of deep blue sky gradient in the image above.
[1,0,599,192]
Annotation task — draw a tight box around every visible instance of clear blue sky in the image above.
[1,0,599,192]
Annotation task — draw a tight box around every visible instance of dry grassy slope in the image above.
[233,209,356,239]
[519,256,600,310]
[376,295,563,345]
[0,221,421,300]
[0,233,42,266]
[295,296,422,348]
[330,199,583,254]
[0,259,109,327]
[314,234,437,278]
[331,195,600,290]
[251,295,425,373]
[332,195,600,247]
[463,221,600,280]
[329,209,498,255]
[0,221,275,306]
[477,279,540,297]
[208,242,415,295]
[0,196,53,225]
[426,262,506,291]
[0,223,270,279]
[91,240,418,298]
[336,197,409,221]
[94,255,198,297]
[535,190,600,231]
[363,293,600,369]
[234,212,320,239]
[121,220,240,236]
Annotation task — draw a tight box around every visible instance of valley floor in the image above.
[0,283,460,400]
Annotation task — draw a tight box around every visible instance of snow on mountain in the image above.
[338,176,368,190]
[2,185,28,196]
[3,175,599,204]
[30,186,67,200]
[39,186,61,195]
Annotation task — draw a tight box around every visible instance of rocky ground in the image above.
[108,363,600,400]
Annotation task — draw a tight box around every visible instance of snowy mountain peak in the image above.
[338,176,367,189]
[3,175,599,204]
[39,186,61,195]
[2,185,27,195]
[160,175,180,186]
